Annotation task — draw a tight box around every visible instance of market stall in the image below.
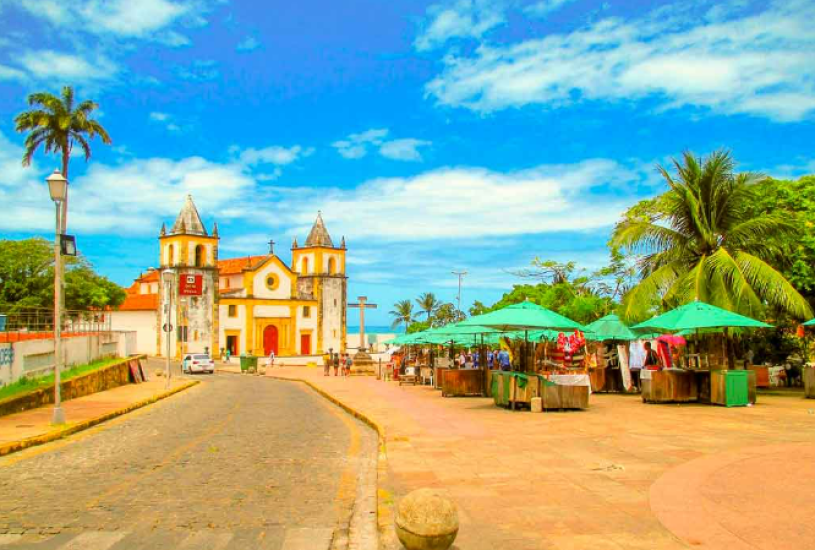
[802,319,815,398]
[463,302,589,411]
[584,314,637,393]
[634,301,770,407]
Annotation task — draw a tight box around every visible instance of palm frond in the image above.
[734,251,813,320]
[620,262,682,322]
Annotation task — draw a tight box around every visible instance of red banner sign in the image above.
[179,274,203,296]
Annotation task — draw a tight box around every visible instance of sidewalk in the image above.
[268,367,815,550]
[0,378,197,457]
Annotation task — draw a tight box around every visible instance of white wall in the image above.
[109,310,157,356]
[0,332,137,387]
[253,262,293,299]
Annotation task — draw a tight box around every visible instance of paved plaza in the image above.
[0,373,378,550]
[269,367,815,550]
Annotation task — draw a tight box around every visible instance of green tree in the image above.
[14,86,112,232]
[389,299,415,330]
[612,150,812,322]
[469,300,488,316]
[416,292,441,325]
[751,175,815,310]
[433,303,459,326]
[0,238,125,313]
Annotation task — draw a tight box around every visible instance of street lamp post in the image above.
[162,269,175,389]
[452,270,467,322]
[47,170,68,425]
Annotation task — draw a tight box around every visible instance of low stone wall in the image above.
[0,355,145,418]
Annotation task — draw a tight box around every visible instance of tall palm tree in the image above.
[612,150,812,322]
[15,85,112,232]
[389,299,414,330]
[416,292,441,325]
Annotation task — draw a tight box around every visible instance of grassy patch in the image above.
[0,357,124,402]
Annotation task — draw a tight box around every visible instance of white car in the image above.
[182,353,215,374]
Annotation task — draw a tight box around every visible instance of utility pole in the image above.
[452,270,467,322]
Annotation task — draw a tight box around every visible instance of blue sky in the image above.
[1,0,814,326]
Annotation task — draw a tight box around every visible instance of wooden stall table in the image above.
[434,367,449,390]
[508,373,540,409]
[589,368,606,392]
[442,368,484,397]
[641,369,697,403]
[399,366,418,386]
[540,374,590,410]
[803,366,815,399]
[491,371,510,407]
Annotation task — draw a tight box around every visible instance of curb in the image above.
[0,380,200,458]
[266,375,395,548]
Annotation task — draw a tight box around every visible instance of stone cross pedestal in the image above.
[349,296,377,375]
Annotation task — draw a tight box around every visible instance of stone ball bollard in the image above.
[395,488,459,550]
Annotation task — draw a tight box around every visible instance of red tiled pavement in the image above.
[269,367,815,550]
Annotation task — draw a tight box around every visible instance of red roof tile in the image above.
[118,293,158,311]
[217,255,269,275]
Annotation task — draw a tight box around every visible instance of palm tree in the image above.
[389,299,414,330]
[416,292,441,325]
[15,86,112,232]
[612,150,812,321]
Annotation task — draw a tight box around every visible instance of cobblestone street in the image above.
[0,369,378,550]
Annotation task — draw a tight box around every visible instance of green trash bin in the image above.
[724,371,749,407]
[240,355,258,373]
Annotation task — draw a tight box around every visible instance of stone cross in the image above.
[268,239,275,254]
[349,296,378,351]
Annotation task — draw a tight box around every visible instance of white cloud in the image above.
[426,0,815,121]
[276,159,644,241]
[524,0,575,18]
[0,64,26,81]
[332,129,432,162]
[379,139,432,162]
[148,112,183,132]
[12,0,196,40]
[176,59,219,81]
[237,145,314,167]
[236,36,260,52]
[415,0,506,52]
[17,50,119,83]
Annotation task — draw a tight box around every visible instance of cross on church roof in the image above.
[268,239,275,255]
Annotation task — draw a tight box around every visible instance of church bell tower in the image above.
[158,195,220,359]
[291,212,348,353]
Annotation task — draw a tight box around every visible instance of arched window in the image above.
[302,257,309,274]
[195,245,205,267]
[327,258,336,274]
[168,244,176,266]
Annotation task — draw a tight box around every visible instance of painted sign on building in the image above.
[0,345,13,367]
[179,274,203,296]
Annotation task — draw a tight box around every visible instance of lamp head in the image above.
[46,170,68,203]
[162,269,175,284]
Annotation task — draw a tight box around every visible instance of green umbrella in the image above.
[460,301,583,331]
[632,301,772,332]
[584,314,637,341]
[804,318,815,327]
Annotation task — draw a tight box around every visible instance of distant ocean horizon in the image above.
[348,325,405,334]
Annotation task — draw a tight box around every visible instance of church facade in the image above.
[111,195,348,359]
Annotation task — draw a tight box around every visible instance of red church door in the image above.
[263,325,279,356]
[300,334,311,355]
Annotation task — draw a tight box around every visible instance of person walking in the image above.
[344,353,353,376]
[323,351,331,376]
[334,352,341,376]
[224,347,231,364]
[267,349,275,370]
